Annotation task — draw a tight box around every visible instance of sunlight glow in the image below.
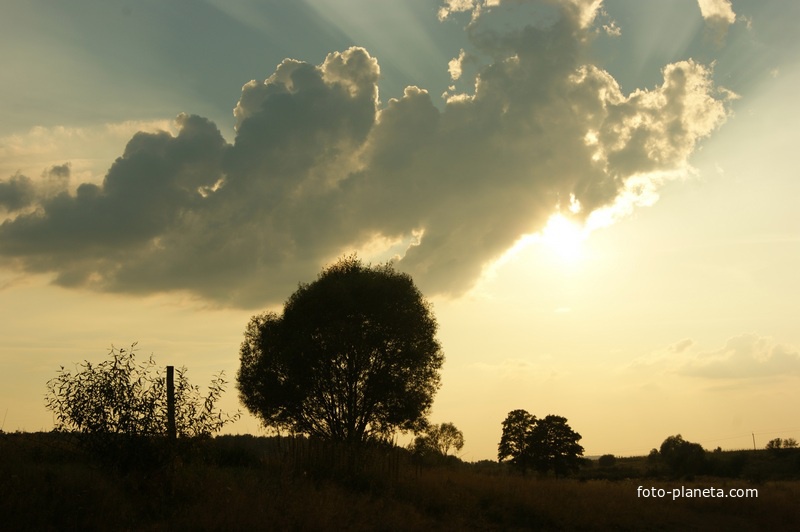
[541,213,587,263]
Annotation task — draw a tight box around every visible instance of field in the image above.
[2,432,799,531]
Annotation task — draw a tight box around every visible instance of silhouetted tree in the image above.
[498,410,584,476]
[766,437,798,453]
[410,421,465,460]
[498,409,536,474]
[659,434,706,477]
[527,415,585,477]
[647,448,660,463]
[766,438,783,451]
[237,256,444,444]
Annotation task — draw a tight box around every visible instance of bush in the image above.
[45,342,240,469]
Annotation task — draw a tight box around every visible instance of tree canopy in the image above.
[410,422,465,460]
[659,434,706,477]
[498,410,584,476]
[237,256,444,444]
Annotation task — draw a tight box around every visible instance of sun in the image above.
[540,213,586,263]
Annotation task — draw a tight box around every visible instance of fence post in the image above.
[167,365,176,439]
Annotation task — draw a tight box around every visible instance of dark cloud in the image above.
[0,174,36,212]
[0,1,733,307]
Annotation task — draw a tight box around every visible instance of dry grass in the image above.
[2,432,799,530]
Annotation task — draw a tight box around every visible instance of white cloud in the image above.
[697,0,736,24]
[696,0,736,44]
[439,0,600,28]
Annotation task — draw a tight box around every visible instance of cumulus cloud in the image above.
[697,0,736,24]
[0,0,734,307]
[697,0,736,44]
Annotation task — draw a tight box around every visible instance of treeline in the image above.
[580,443,800,482]
[5,430,800,484]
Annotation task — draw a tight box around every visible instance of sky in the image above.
[1,0,798,460]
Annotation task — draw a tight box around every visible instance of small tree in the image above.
[433,422,465,456]
[410,421,465,461]
[45,343,239,467]
[237,256,444,444]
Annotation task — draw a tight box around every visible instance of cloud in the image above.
[0,174,36,213]
[681,334,800,380]
[0,1,734,307]
[669,338,694,354]
[697,0,736,24]
[629,335,800,380]
[0,120,179,186]
[472,355,561,380]
[696,0,736,44]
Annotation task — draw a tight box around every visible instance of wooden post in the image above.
[167,365,176,439]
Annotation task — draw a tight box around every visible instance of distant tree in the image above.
[527,415,585,477]
[766,438,783,450]
[237,256,444,444]
[498,410,584,476]
[598,454,616,468]
[766,438,798,452]
[498,409,536,474]
[411,422,465,460]
[45,343,239,468]
[659,434,706,477]
[431,422,465,456]
[647,448,660,464]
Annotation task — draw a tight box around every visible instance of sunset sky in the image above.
[2,0,798,460]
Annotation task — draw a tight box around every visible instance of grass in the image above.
[2,432,799,530]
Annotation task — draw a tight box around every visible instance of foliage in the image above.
[659,434,706,478]
[498,410,584,477]
[410,422,465,462]
[44,343,239,466]
[237,256,444,444]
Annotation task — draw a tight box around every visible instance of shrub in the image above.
[45,342,239,469]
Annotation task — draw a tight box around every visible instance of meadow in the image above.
[2,432,799,531]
